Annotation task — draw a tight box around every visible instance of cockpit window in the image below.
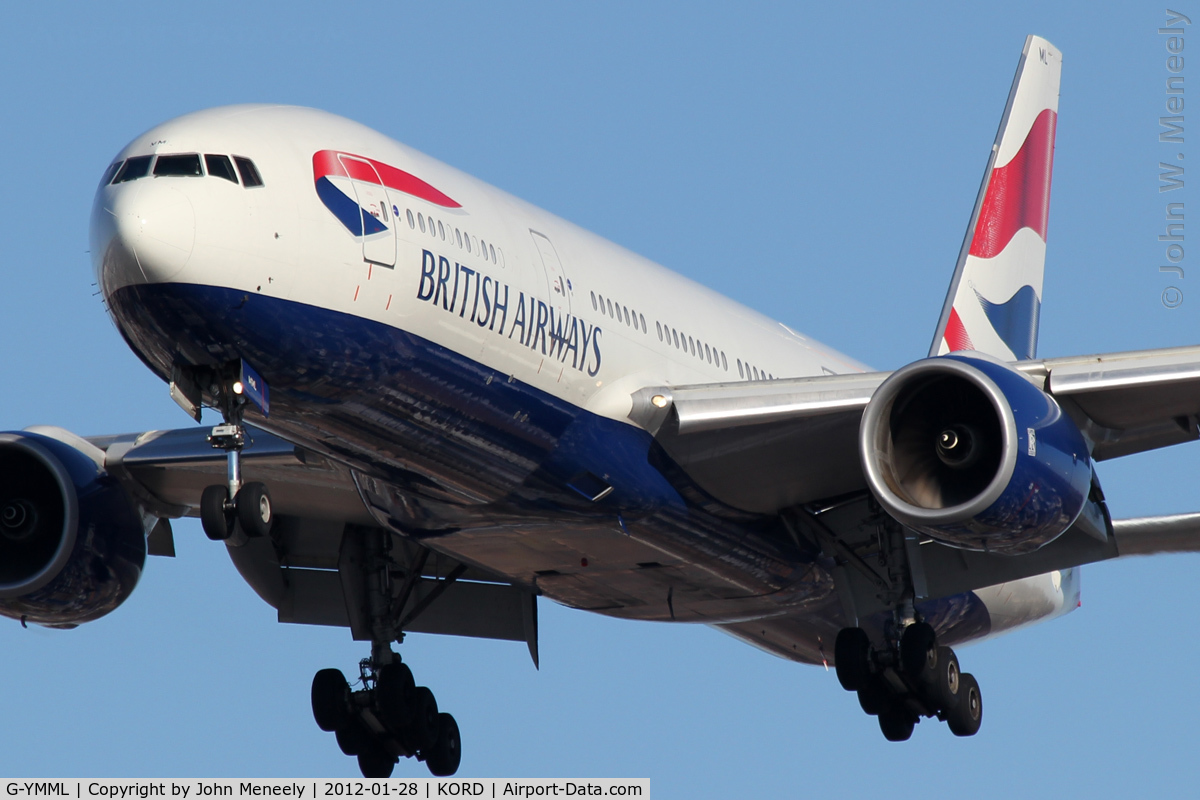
[233,156,263,187]
[100,161,123,187]
[154,154,203,177]
[205,154,238,184]
[112,155,152,183]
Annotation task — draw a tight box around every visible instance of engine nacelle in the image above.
[860,353,1094,554]
[0,431,147,628]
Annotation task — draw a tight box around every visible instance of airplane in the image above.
[4,33,1200,777]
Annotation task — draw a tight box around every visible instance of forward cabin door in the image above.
[530,230,571,313]
[337,154,397,267]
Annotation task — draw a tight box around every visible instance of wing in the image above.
[27,424,541,662]
[630,344,1200,515]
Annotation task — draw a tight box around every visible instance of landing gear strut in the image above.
[198,373,274,543]
[310,529,462,777]
[790,503,985,741]
[834,621,983,740]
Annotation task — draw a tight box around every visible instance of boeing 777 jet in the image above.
[4,35,1199,776]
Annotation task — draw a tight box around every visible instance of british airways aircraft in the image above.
[4,35,1198,777]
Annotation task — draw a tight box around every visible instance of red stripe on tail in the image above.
[968,108,1057,259]
[943,307,975,352]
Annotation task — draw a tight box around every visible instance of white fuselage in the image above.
[88,104,1076,660]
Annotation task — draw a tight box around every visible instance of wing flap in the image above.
[630,375,884,512]
[1113,513,1200,556]
[1036,346,1200,459]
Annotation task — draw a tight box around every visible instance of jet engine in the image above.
[0,431,147,628]
[859,353,1094,554]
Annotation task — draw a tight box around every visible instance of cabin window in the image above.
[672,329,680,349]
[489,244,496,263]
[456,228,463,247]
[591,291,598,311]
[203,155,238,183]
[705,343,711,363]
[101,161,123,186]
[407,209,415,229]
[418,213,426,233]
[721,352,728,371]
[438,220,445,240]
[154,154,203,177]
[233,156,263,187]
[607,299,614,318]
[738,359,744,378]
[656,321,663,341]
[113,155,153,183]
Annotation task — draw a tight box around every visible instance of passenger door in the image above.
[337,154,396,268]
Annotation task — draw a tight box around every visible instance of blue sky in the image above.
[1,1,1198,796]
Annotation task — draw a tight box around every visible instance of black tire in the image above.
[932,646,961,712]
[357,746,396,779]
[336,720,371,756]
[900,622,937,680]
[878,706,915,742]
[425,713,462,777]
[311,668,350,732]
[834,627,870,692]
[200,485,232,541]
[406,686,439,752]
[857,676,891,716]
[236,482,273,537]
[946,672,983,737]
[377,662,416,731]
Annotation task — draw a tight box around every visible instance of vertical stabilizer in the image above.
[930,35,1061,361]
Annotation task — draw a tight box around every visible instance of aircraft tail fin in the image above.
[930,35,1062,361]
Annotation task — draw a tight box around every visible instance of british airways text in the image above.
[416,250,603,376]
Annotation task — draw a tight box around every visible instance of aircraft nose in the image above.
[100,181,196,287]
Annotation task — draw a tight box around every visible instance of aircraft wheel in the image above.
[336,720,371,756]
[425,713,462,777]
[357,746,396,779]
[946,673,983,736]
[857,676,890,716]
[878,706,915,742]
[406,686,439,752]
[834,627,870,691]
[311,668,351,732]
[200,485,232,541]
[932,646,961,712]
[377,662,415,729]
[900,622,937,680]
[236,482,274,537]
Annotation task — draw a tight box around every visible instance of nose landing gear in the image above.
[197,371,275,544]
[835,621,983,740]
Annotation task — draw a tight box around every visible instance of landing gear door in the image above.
[530,230,571,313]
[337,154,397,268]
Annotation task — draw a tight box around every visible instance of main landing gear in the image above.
[311,647,461,778]
[310,528,461,777]
[834,621,982,741]
[198,374,275,545]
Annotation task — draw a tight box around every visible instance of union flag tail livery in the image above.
[931,35,1061,361]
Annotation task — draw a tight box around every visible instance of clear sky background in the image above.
[1,1,1197,796]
